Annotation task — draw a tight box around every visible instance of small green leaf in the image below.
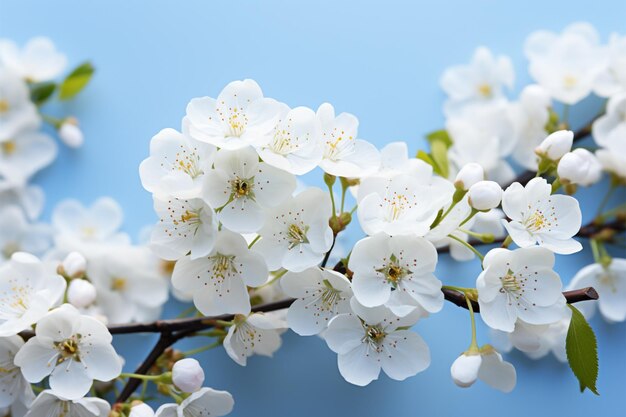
[417,150,444,177]
[566,304,599,395]
[59,61,95,100]
[425,129,453,148]
[430,139,450,179]
[30,82,56,106]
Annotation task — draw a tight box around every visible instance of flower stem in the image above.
[447,234,484,261]
[248,234,261,248]
[119,373,163,381]
[465,294,479,352]
[182,340,222,356]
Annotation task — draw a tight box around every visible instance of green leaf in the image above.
[30,82,56,106]
[58,61,95,100]
[416,150,445,177]
[566,304,599,395]
[425,129,453,148]
[430,138,450,178]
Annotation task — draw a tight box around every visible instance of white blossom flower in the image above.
[592,92,626,149]
[324,299,430,386]
[87,245,169,324]
[129,403,155,417]
[477,247,567,332]
[172,230,268,316]
[490,318,569,362]
[223,313,286,366]
[568,259,626,322]
[357,170,454,237]
[0,336,34,408]
[154,388,234,417]
[501,177,582,254]
[254,188,333,272]
[23,390,110,417]
[0,38,66,82]
[0,205,52,261]
[52,197,130,245]
[60,252,86,278]
[150,196,217,261]
[0,129,57,186]
[446,103,516,185]
[557,148,602,186]
[254,106,322,175]
[280,267,352,335]
[450,347,516,392]
[454,163,484,190]
[58,119,83,148]
[509,84,552,170]
[316,103,380,177]
[140,127,215,200]
[0,184,44,221]
[203,147,296,233]
[467,180,502,211]
[185,79,283,150]
[535,130,573,161]
[14,304,123,400]
[349,233,443,317]
[440,47,514,116]
[524,22,607,104]
[593,33,626,97]
[0,252,65,337]
[67,280,97,309]
[596,145,626,181]
[0,69,39,142]
[172,358,204,393]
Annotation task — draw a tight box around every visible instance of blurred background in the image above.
[1,1,625,415]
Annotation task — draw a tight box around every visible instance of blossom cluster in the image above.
[0,21,625,417]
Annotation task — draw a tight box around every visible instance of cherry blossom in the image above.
[0,336,34,408]
[0,38,67,82]
[223,313,286,366]
[154,388,234,417]
[450,347,516,392]
[0,69,40,142]
[23,390,110,417]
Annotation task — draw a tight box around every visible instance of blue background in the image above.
[1,1,625,416]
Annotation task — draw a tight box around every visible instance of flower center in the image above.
[523,210,550,233]
[563,75,578,89]
[230,176,255,199]
[270,129,297,155]
[363,324,386,351]
[320,279,343,311]
[175,147,203,178]
[56,335,81,363]
[287,223,309,249]
[175,209,201,226]
[1,141,16,155]
[376,254,411,289]
[226,107,247,137]
[0,99,9,113]
[499,269,526,297]
[324,130,354,160]
[383,191,416,222]
[111,277,127,291]
[209,253,238,280]
[477,83,492,97]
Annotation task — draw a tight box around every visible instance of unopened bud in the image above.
[67,279,97,308]
[454,163,485,190]
[557,149,602,187]
[468,181,502,211]
[61,251,87,278]
[129,403,155,417]
[535,130,573,160]
[172,358,205,393]
[451,353,482,388]
[59,117,84,148]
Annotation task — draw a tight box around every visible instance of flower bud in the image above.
[129,402,155,417]
[451,353,482,388]
[172,358,205,393]
[59,117,84,148]
[61,251,87,278]
[67,279,97,308]
[535,130,573,160]
[468,181,502,211]
[454,163,484,190]
[557,149,602,186]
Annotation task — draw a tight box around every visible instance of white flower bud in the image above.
[67,279,97,308]
[61,251,87,278]
[535,130,573,160]
[129,403,155,417]
[172,358,205,393]
[59,118,84,148]
[451,353,482,388]
[557,149,602,186]
[454,163,485,190]
[468,181,502,211]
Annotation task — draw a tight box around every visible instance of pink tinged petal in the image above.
[49,359,92,400]
[325,314,366,354]
[380,331,430,381]
[337,343,381,386]
[478,352,517,393]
